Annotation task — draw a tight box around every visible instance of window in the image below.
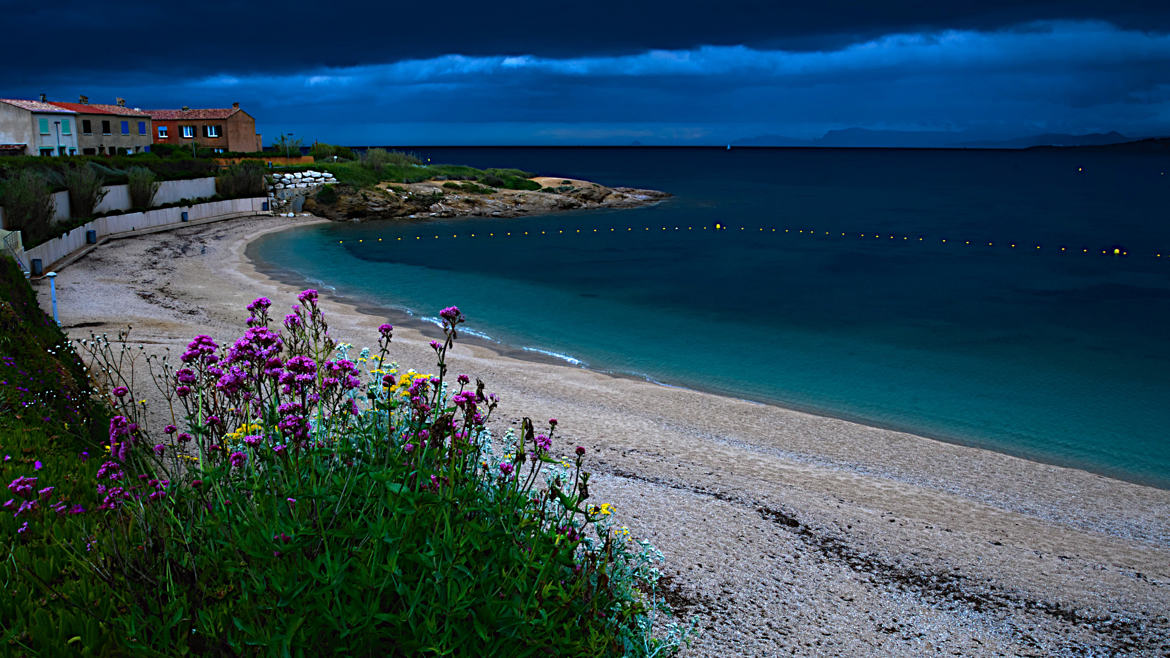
[204,125,220,138]
[121,121,129,135]
[157,125,168,139]
[213,148,225,153]
[138,121,146,135]
[38,118,49,134]
[39,147,53,156]
[181,125,194,139]
[61,119,71,135]
[82,119,92,134]
[101,120,111,135]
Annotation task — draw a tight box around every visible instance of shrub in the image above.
[478,168,541,191]
[479,173,506,187]
[309,142,355,162]
[315,183,339,205]
[0,256,105,435]
[363,147,391,173]
[443,181,495,194]
[148,142,193,159]
[215,160,267,199]
[0,169,56,245]
[126,166,159,209]
[2,292,696,655]
[383,150,421,167]
[63,164,108,219]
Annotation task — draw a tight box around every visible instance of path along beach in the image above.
[32,214,1170,656]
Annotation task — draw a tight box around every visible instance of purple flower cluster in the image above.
[246,296,272,327]
[227,326,283,366]
[452,390,477,414]
[180,335,220,365]
[277,402,310,441]
[297,289,318,306]
[279,356,317,395]
[320,359,361,391]
[108,415,138,461]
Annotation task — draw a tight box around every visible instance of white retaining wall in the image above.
[156,178,218,206]
[52,190,71,222]
[1,177,219,227]
[94,185,131,214]
[23,197,267,271]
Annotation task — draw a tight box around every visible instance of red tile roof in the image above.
[0,98,76,113]
[49,102,149,117]
[146,108,239,120]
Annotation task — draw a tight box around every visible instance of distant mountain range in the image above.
[730,128,1157,149]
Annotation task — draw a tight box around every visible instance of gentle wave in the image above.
[521,347,587,367]
[418,316,494,341]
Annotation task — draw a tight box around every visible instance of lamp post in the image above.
[46,271,59,324]
[54,121,61,157]
[285,132,294,159]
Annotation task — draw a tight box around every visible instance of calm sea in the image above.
[251,147,1170,488]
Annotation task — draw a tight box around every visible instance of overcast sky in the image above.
[1,1,1168,145]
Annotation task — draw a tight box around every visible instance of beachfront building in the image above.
[0,97,79,156]
[147,103,261,153]
[48,96,153,154]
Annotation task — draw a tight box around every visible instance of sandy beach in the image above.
[33,214,1170,656]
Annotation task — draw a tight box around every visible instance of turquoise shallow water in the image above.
[251,147,1170,488]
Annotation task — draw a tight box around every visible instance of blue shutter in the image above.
[38,118,49,134]
[139,121,146,135]
[121,121,129,134]
[61,119,71,135]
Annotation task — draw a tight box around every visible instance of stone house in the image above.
[0,97,80,156]
[147,103,261,153]
[48,96,153,154]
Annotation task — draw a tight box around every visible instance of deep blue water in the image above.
[251,147,1170,488]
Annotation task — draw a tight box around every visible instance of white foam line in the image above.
[521,346,586,367]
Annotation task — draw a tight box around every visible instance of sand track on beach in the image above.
[34,215,1170,656]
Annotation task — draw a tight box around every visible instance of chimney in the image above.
[232,102,240,109]
[39,93,47,102]
[79,94,89,104]
[181,105,190,112]
[116,97,125,107]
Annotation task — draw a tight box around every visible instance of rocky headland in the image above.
[298,176,670,221]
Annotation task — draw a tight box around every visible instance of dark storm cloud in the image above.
[2,3,1167,144]
[1,0,1169,83]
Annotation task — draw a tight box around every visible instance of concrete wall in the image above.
[94,185,131,214]
[156,177,217,204]
[23,197,268,271]
[51,190,71,222]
